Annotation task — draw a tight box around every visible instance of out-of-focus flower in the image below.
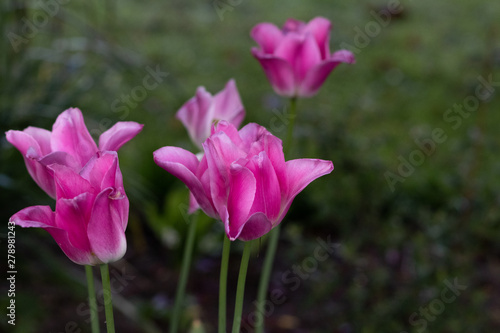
[154,121,333,241]
[10,151,129,265]
[176,79,245,149]
[5,108,143,198]
[251,17,355,97]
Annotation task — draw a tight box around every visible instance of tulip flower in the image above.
[251,17,355,97]
[5,108,143,198]
[154,121,333,241]
[10,151,129,265]
[176,79,245,149]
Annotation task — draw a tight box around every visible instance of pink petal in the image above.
[11,205,57,228]
[50,164,94,199]
[87,188,128,263]
[11,205,96,265]
[56,193,94,253]
[176,87,214,148]
[261,134,288,196]
[294,33,322,82]
[23,127,52,155]
[6,129,43,158]
[225,164,256,240]
[80,151,119,191]
[154,147,218,218]
[274,33,303,67]
[203,131,247,214]
[237,212,273,241]
[250,22,283,54]
[251,49,296,97]
[279,159,333,222]
[297,50,355,97]
[51,108,98,167]
[283,18,306,33]
[303,17,332,59]
[188,192,200,214]
[245,152,281,222]
[213,79,245,128]
[211,121,243,147]
[99,121,143,152]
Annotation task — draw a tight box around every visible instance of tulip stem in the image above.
[284,97,298,156]
[170,212,198,333]
[255,97,297,333]
[232,241,252,333]
[254,225,280,333]
[85,265,100,333]
[219,234,231,333]
[100,264,115,333]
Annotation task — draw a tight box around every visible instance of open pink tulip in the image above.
[154,121,333,241]
[251,17,355,97]
[176,79,245,149]
[5,108,143,198]
[10,151,129,265]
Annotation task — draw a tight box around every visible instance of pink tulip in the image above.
[154,121,333,241]
[251,17,355,97]
[5,108,143,198]
[176,79,245,149]
[10,151,129,265]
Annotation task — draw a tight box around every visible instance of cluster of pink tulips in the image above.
[7,17,354,332]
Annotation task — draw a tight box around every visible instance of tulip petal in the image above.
[6,129,43,158]
[303,17,332,58]
[294,34,322,82]
[279,159,333,221]
[87,188,128,263]
[262,134,288,197]
[225,164,256,240]
[274,33,303,67]
[237,212,273,241]
[10,205,96,265]
[154,147,218,218]
[251,49,296,97]
[250,22,283,54]
[99,121,144,152]
[283,18,305,33]
[298,50,355,97]
[56,194,94,252]
[213,79,245,128]
[11,205,57,228]
[188,192,200,214]
[23,127,52,155]
[211,121,243,147]
[50,164,94,199]
[247,153,281,222]
[80,151,119,190]
[176,87,214,148]
[203,131,246,214]
[51,108,98,167]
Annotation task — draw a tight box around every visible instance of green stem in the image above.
[254,225,280,333]
[100,264,115,333]
[170,213,198,333]
[219,235,231,333]
[255,97,298,333]
[85,265,100,333]
[231,241,252,333]
[284,97,298,155]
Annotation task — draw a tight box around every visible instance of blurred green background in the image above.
[1,0,500,332]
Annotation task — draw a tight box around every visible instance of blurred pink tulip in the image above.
[176,79,245,149]
[154,121,333,241]
[10,151,129,265]
[5,108,143,198]
[251,17,355,97]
